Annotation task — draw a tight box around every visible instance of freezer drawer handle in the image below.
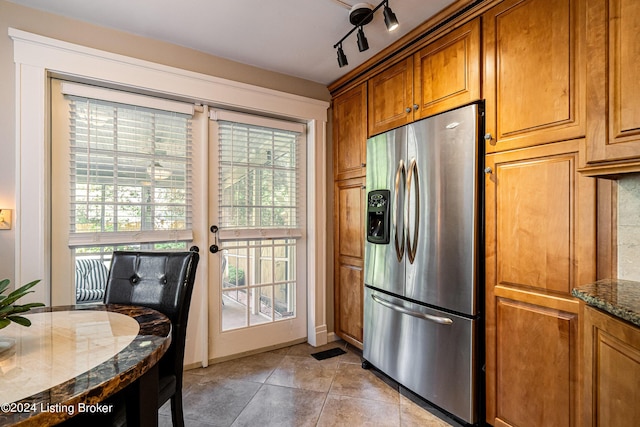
[371,294,453,325]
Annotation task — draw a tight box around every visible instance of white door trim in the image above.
[10,28,329,366]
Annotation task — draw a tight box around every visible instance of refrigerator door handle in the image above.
[394,160,406,262]
[371,293,453,325]
[405,158,420,264]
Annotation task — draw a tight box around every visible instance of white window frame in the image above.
[10,29,330,367]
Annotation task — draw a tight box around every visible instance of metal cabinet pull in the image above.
[371,294,453,325]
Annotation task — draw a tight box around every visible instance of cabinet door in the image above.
[368,57,413,136]
[485,140,596,426]
[334,178,365,348]
[333,83,367,181]
[496,298,578,427]
[582,304,640,427]
[585,0,640,165]
[413,18,481,120]
[483,0,585,152]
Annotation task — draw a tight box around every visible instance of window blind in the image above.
[66,95,193,247]
[217,120,304,240]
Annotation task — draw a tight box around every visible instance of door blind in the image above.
[217,120,304,240]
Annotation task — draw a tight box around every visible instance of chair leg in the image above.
[170,392,185,427]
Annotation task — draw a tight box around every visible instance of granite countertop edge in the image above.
[572,278,640,328]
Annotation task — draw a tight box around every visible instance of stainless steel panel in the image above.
[363,287,477,424]
[364,127,406,296]
[406,104,479,315]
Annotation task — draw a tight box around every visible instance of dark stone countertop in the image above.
[0,304,171,426]
[572,278,640,327]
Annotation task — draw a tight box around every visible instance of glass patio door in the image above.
[207,111,307,360]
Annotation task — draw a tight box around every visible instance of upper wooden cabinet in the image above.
[368,18,481,136]
[581,0,640,174]
[413,18,481,121]
[483,0,585,152]
[333,83,367,181]
[367,57,414,136]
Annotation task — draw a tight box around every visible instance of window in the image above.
[57,82,194,303]
[215,116,305,330]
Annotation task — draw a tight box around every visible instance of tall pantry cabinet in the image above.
[483,0,596,426]
[333,83,367,348]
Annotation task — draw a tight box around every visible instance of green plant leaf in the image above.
[0,290,35,309]
[0,305,15,315]
[0,279,9,294]
[0,319,10,329]
[7,315,31,327]
[7,280,41,298]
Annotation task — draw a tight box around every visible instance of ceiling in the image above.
[9,0,458,86]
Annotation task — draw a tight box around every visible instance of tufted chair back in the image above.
[103,248,199,427]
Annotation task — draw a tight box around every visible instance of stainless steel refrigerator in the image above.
[363,102,483,426]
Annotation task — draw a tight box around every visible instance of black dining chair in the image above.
[103,247,200,427]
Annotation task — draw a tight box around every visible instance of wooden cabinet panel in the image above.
[497,155,572,294]
[367,58,413,136]
[334,178,365,347]
[583,0,640,168]
[485,140,596,425]
[484,0,585,152]
[414,18,481,120]
[337,263,363,345]
[333,83,367,181]
[582,304,640,427]
[337,179,365,260]
[496,298,577,427]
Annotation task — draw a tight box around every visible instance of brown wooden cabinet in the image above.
[581,303,640,426]
[413,18,481,121]
[485,139,596,426]
[367,18,481,137]
[483,0,585,152]
[581,0,640,175]
[333,83,367,181]
[333,83,367,348]
[333,177,366,348]
[367,57,414,137]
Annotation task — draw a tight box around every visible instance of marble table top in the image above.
[572,278,640,327]
[0,304,171,426]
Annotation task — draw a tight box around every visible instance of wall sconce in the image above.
[333,0,399,68]
[0,209,12,230]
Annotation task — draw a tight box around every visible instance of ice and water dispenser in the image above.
[366,189,390,244]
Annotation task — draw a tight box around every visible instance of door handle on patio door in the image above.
[394,160,406,262]
[405,159,420,264]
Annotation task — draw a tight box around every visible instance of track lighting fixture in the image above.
[337,44,348,67]
[383,3,399,31]
[333,0,399,68]
[357,27,369,52]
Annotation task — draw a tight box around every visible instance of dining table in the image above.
[0,304,172,426]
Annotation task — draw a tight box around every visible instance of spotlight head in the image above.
[357,27,369,52]
[383,4,399,31]
[337,46,348,68]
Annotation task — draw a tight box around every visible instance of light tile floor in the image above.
[159,341,461,427]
